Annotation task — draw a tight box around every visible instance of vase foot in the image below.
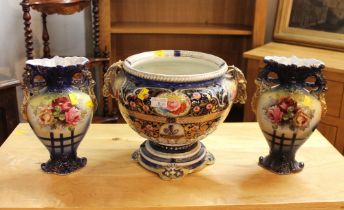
[258,154,304,175]
[132,140,214,180]
[41,154,87,175]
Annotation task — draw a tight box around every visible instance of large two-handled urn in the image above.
[104,50,247,180]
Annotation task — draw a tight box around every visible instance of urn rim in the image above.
[263,56,325,69]
[26,56,89,68]
[123,50,228,83]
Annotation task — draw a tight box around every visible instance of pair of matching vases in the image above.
[22,51,327,179]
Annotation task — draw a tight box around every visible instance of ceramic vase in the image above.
[22,56,97,174]
[252,56,327,174]
[103,50,247,180]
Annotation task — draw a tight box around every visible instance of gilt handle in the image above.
[103,60,123,100]
[227,65,247,104]
[82,66,98,112]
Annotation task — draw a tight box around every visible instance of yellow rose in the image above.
[38,106,54,126]
[293,109,310,129]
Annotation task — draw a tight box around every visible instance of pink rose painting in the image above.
[265,96,313,131]
[52,96,72,112]
[267,105,283,124]
[167,98,187,115]
[65,107,81,125]
[37,96,84,130]
[167,98,181,112]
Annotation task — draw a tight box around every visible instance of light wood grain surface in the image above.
[0,123,343,210]
[243,42,344,73]
[110,23,252,36]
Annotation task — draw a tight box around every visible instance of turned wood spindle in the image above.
[91,0,101,58]
[20,0,34,60]
[41,13,51,58]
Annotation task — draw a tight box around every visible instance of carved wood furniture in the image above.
[0,123,343,209]
[243,42,344,155]
[98,0,268,122]
[0,79,20,146]
[20,0,116,122]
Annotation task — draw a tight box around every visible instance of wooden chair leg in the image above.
[42,13,51,58]
[20,0,34,60]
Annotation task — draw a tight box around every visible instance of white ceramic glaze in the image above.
[123,50,228,83]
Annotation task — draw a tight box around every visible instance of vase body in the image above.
[253,56,327,174]
[22,56,97,174]
[104,50,247,180]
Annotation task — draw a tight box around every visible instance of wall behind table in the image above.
[0,0,91,121]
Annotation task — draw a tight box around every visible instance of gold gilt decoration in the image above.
[228,65,247,104]
[103,60,123,99]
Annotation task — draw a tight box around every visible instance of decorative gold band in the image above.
[119,103,225,124]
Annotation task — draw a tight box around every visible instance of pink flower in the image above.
[267,105,283,124]
[130,101,136,108]
[278,96,297,113]
[206,104,213,110]
[145,124,153,131]
[143,105,150,112]
[167,98,181,112]
[191,125,199,132]
[65,107,81,125]
[192,92,201,100]
[52,96,72,112]
[193,106,201,113]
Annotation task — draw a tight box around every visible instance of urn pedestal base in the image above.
[132,140,215,180]
[41,153,87,175]
[258,152,304,175]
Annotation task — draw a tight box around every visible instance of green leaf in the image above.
[59,114,65,121]
[272,124,278,130]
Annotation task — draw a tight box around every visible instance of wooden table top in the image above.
[243,42,344,73]
[0,123,343,210]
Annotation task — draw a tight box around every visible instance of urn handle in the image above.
[251,65,275,114]
[21,67,31,121]
[227,65,247,104]
[103,60,123,100]
[304,71,327,116]
[82,65,98,112]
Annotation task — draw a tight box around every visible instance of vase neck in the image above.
[27,64,84,93]
[258,62,326,95]
[46,73,73,92]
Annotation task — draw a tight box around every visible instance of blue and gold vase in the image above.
[252,56,327,174]
[22,56,97,174]
[104,50,247,180]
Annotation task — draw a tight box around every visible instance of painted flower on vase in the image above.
[293,109,311,129]
[267,105,283,124]
[265,96,314,130]
[37,96,85,130]
[193,106,201,113]
[166,98,187,115]
[52,96,72,112]
[192,92,202,100]
[167,98,181,112]
[38,106,54,126]
[65,107,81,125]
